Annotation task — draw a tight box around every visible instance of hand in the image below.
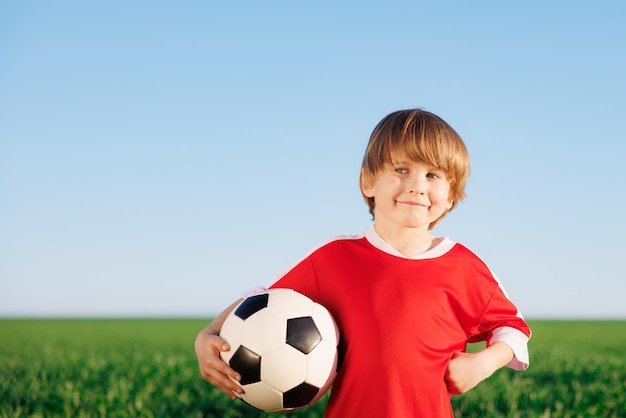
[194,329,243,400]
[445,351,489,394]
[445,342,514,394]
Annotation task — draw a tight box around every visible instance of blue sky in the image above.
[1,1,625,318]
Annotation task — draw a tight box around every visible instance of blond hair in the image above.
[359,109,470,229]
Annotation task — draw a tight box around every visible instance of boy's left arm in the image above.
[447,266,532,394]
[446,322,531,394]
[444,341,514,394]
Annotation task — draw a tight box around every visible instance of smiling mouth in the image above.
[397,200,429,208]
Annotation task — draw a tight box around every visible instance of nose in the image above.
[408,174,426,194]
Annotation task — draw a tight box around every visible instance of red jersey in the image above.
[268,228,530,417]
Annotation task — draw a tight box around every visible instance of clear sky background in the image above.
[1,2,625,319]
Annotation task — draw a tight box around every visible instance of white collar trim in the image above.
[364,226,456,259]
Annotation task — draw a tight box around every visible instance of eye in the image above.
[426,171,445,180]
[395,167,409,174]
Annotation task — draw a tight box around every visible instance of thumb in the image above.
[216,336,231,352]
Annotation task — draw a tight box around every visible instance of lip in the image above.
[397,200,429,208]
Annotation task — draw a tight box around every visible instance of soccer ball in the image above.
[219,288,340,412]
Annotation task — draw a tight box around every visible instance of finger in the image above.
[205,359,241,382]
[199,354,243,392]
[206,370,244,399]
[205,334,229,352]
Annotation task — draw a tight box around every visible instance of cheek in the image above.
[436,186,453,206]
[363,175,398,197]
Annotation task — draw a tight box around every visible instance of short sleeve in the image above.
[489,326,530,370]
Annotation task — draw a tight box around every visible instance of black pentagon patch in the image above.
[229,346,261,385]
[234,293,269,320]
[286,316,322,354]
[283,382,319,409]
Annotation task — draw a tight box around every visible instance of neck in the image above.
[373,224,440,257]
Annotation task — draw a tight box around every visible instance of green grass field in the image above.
[1,319,624,417]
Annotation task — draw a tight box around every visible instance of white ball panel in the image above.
[240,381,284,412]
[311,304,339,346]
[305,339,338,388]
[241,308,286,355]
[262,345,307,392]
[219,314,245,364]
[268,288,314,317]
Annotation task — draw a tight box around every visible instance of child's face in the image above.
[361,158,453,232]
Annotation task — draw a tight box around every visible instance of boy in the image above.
[195,108,531,417]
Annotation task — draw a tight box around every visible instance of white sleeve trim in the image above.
[240,286,268,299]
[489,326,530,370]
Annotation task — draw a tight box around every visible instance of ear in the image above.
[446,199,454,210]
[360,170,375,198]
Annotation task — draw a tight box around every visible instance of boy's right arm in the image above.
[194,298,244,400]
